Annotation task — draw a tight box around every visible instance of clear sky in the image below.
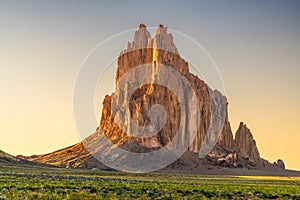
[0,1,299,170]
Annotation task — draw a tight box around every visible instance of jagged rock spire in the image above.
[234,122,261,162]
[139,23,146,29]
[124,24,178,54]
[126,23,151,51]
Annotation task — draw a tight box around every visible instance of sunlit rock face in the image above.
[19,24,284,171]
[101,23,233,154]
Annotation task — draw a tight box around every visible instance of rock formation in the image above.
[107,24,230,157]
[19,24,285,171]
[234,122,261,166]
[276,159,285,169]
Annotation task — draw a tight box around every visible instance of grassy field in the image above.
[0,164,300,199]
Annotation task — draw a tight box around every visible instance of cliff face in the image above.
[19,24,284,171]
[103,24,233,156]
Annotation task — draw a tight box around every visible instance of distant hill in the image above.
[0,149,18,163]
[0,149,54,169]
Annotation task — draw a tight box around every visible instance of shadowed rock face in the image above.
[18,24,284,171]
[235,122,261,163]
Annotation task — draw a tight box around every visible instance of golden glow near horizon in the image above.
[0,2,300,170]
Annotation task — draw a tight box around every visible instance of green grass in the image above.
[0,165,299,199]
